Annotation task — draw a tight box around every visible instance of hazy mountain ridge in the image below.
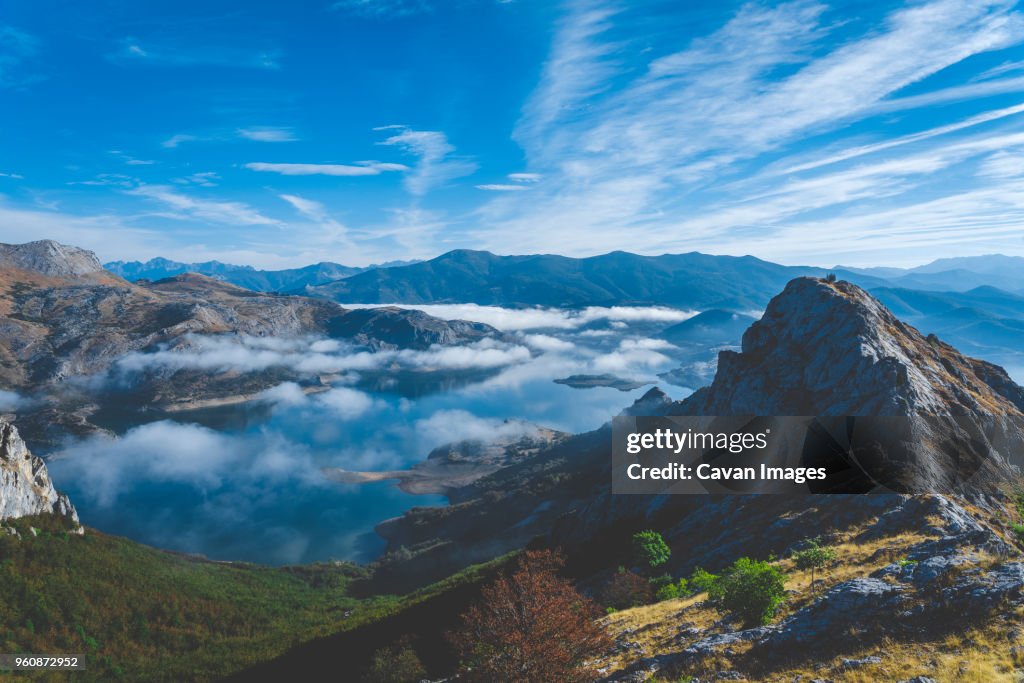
[104,256,420,292]
[298,249,889,309]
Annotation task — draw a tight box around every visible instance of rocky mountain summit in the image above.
[679,277,1024,416]
[0,417,78,527]
[0,239,106,278]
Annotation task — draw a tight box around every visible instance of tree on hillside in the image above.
[791,538,836,591]
[632,530,671,572]
[449,550,612,683]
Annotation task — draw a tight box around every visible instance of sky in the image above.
[3,0,1024,268]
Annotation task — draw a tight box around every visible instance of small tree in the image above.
[450,550,612,683]
[362,641,426,683]
[791,538,836,591]
[601,567,654,609]
[632,530,671,572]
[651,574,689,602]
[707,557,787,627]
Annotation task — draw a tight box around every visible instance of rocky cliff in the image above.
[0,418,78,525]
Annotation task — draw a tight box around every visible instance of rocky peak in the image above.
[679,277,1024,417]
[0,239,105,278]
[0,418,79,525]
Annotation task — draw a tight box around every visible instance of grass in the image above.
[0,514,512,682]
[600,516,1018,683]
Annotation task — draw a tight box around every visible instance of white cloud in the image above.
[238,127,298,142]
[113,334,532,375]
[476,184,530,191]
[0,172,23,179]
[127,184,279,226]
[111,39,281,70]
[162,133,200,148]
[508,173,543,183]
[341,302,696,330]
[474,0,1024,263]
[331,0,432,17]
[376,126,478,195]
[246,161,408,176]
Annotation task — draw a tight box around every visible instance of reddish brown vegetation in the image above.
[449,549,611,683]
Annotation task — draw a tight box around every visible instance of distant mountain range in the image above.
[104,257,420,292]
[838,254,1024,292]
[297,249,888,310]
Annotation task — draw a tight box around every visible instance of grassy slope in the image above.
[599,517,1021,683]
[0,514,514,682]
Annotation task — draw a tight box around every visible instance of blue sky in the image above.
[3,0,1024,268]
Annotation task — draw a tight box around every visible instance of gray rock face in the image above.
[678,277,1024,417]
[0,418,79,524]
[0,239,104,277]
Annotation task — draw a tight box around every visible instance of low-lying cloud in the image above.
[113,334,532,376]
[343,303,698,331]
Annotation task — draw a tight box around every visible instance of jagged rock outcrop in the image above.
[678,277,1024,416]
[0,418,78,525]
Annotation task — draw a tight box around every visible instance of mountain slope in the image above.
[302,249,888,309]
[373,277,1024,587]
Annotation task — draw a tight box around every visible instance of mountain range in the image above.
[104,257,419,292]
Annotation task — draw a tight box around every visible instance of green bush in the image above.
[632,530,671,572]
[655,577,688,602]
[688,567,718,594]
[707,557,787,626]
[1011,522,1024,544]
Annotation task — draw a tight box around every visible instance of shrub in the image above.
[655,577,688,602]
[707,557,787,626]
[790,538,836,589]
[632,530,671,572]
[688,567,718,594]
[1011,522,1024,544]
[601,567,654,609]
[450,550,611,683]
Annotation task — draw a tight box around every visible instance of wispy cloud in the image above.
[330,0,433,18]
[162,133,200,149]
[0,171,24,180]
[238,127,298,142]
[110,38,281,70]
[127,185,279,226]
[0,25,41,88]
[376,125,477,195]
[246,161,408,176]
[476,0,1024,263]
[476,183,530,191]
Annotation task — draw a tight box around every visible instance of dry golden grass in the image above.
[599,514,1021,683]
